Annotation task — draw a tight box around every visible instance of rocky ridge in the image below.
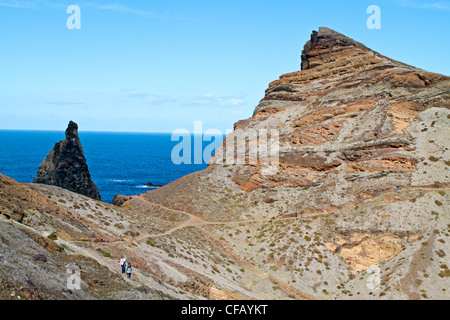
[127,27,450,299]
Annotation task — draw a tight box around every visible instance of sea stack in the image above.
[34,121,101,200]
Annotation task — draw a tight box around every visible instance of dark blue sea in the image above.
[0,131,223,203]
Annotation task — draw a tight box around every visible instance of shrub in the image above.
[429,156,439,162]
[47,233,58,241]
[438,270,450,278]
[61,244,74,253]
[211,265,220,273]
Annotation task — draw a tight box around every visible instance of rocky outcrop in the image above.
[112,194,133,207]
[34,121,101,200]
[300,27,372,71]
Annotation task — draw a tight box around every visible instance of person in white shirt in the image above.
[120,257,127,274]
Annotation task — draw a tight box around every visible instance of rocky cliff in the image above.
[124,27,449,299]
[141,27,450,221]
[34,121,101,200]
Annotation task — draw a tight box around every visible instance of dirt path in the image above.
[64,196,321,300]
[57,237,186,299]
[70,184,444,246]
[35,185,448,300]
[130,195,318,243]
[130,197,316,300]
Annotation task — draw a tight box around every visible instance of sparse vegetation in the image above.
[47,233,58,241]
[429,156,439,162]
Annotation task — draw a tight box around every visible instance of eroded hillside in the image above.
[1,28,449,300]
[126,27,450,299]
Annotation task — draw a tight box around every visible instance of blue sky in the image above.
[0,0,449,133]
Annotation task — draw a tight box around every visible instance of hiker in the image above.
[120,256,127,274]
[126,263,133,279]
[397,186,402,193]
[300,211,304,217]
[295,212,298,219]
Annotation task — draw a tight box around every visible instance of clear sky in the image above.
[1,0,449,133]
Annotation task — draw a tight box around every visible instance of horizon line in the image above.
[0,128,229,135]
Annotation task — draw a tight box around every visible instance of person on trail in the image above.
[295,212,298,219]
[397,186,402,193]
[300,211,304,217]
[120,257,127,274]
[126,263,133,279]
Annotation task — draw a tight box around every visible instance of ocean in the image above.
[0,130,221,203]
